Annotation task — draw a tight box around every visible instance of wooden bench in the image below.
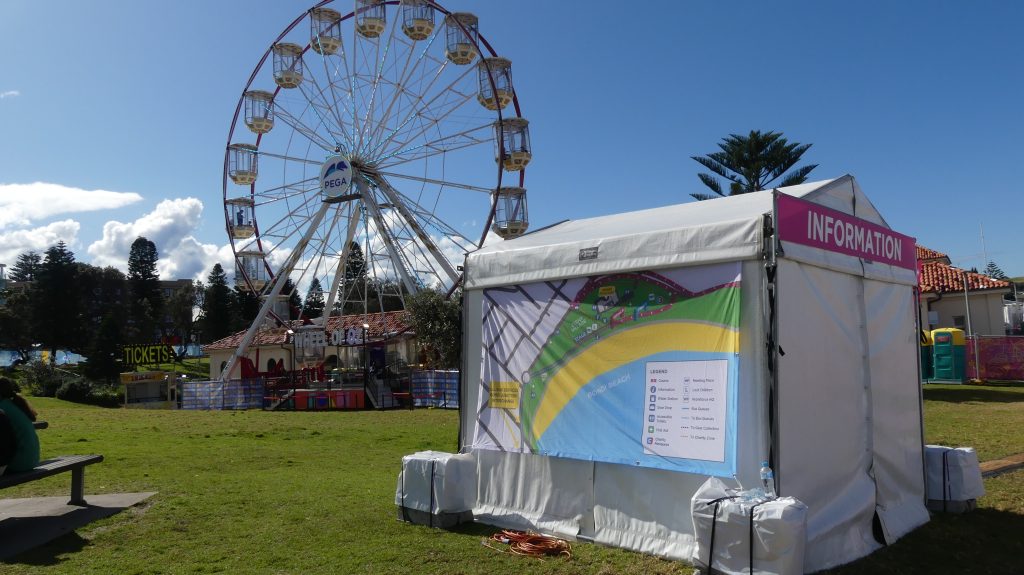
[0,455,104,506]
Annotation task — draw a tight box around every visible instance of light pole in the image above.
[362,323,370,401]
[961,270,981,381]
[286,328,296,406]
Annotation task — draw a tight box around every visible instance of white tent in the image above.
[457,175,929,572]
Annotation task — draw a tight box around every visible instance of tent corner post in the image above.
[763,205,782,493]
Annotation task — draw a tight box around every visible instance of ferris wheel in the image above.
[220,0,532,377]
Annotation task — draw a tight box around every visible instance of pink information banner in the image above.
[776,193,916,271]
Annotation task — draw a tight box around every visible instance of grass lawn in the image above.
[0,383,1021,574]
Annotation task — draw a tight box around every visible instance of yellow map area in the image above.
[530,322,739,442]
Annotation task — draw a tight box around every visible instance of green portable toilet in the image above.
[920,330,933,381]
[931,328,965,382]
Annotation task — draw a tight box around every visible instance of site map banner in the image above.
[473,263,740,476]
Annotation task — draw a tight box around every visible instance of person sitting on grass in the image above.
[0,377,40,474]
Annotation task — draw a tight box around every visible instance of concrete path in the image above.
[980,453,1024,478]
[0,492,156,561]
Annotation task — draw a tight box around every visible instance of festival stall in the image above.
[457,175,929,572]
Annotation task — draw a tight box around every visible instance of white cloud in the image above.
[158,236,225,281]
[0,220,80,266]
[0,182,142,227]
[0,189,240,284]
[0,90,18,99]
[87,198,234,282]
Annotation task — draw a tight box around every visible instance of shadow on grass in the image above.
[822,508,1024,574]
[2,531,89,567]
[448,521,500,537]
[922,385,1024,404]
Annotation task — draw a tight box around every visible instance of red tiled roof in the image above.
[918,260,1010,294]
[203,310,412,351]
[916,245,948,262]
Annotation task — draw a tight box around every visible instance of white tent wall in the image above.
[776,260,882,569]
[775,264,927,572]
[863,279,930,541]
[461,259,769,560]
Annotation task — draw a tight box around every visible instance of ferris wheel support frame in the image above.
[220,201,332,381]
[320,206,363,322]
[372,175,461,285]
[357,177,421,294]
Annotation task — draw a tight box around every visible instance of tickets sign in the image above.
[122,344,175,366]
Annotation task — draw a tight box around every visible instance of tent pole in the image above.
[962,270,981,381]
[457,271,466,453]
[913,286,929,505]
[766,191,782,494]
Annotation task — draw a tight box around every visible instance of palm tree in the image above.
[691,130,817,201]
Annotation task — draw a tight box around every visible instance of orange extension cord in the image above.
[485,529,572,559]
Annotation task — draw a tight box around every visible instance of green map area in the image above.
[518,272,740,442]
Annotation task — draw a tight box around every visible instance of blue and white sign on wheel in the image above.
[320,156,352,200]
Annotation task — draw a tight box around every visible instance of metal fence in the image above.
[411,370,459,408]
[966,335,1024,381]
[180,379,265,410]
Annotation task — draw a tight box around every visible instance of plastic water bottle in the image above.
[760,461,777,499]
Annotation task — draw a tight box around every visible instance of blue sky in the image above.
[1,0,1022,282]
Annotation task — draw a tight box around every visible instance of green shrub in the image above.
[23,361,63,397]
[85,384,122,408]
[55,378,93,403]
[55,378,122,407]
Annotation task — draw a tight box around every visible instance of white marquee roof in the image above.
[466,175,910,289]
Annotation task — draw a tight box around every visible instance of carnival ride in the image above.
[219,0,532,388]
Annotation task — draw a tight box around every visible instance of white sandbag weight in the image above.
[395,451,476,527]
[690,477,807,575]
[924,445,985,513]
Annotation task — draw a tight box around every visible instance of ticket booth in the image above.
[122,371,178,409]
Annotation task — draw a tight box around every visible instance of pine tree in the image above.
[691,130,817,201]
[303,278,326,319]
[128,237,163,338]
[0,289,33,362]
[199,264,233,342]
[231,286,260,332]
[31,241,81,358]
[338,242,369,315]
[984,261,1008,280]
[345,241,367,283]
[77,265,128,379]
[9,251,41,282]
[282,278,302,320]
[82,313,125,382]
[167,281,199,347]
[77,264,128,324]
